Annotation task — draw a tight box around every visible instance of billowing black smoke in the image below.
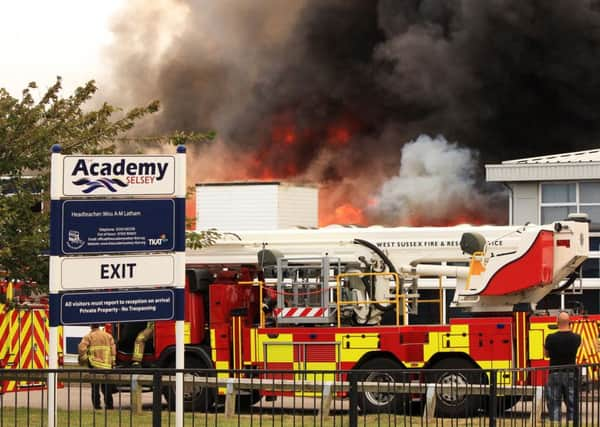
[106,0,600,225]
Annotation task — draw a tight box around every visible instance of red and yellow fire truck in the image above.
[116,214,599,416]
[0,280,63,394]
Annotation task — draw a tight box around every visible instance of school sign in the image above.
[47,146,188,427]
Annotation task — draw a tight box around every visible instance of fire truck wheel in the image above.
[427,357,485,418]
[355,358,409,414]
[162,351,216,412]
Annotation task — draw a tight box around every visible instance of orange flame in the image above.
[272,126,297,146]
[259,167,276,180]
[190,110,498,228]
[327,203,366,225]
[403,211,489,227]
[327,127,350,146]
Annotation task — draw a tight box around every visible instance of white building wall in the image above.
[509,182,539,225]
[196,183,318,231]
[196,184,278,230]
[277,185,318,228]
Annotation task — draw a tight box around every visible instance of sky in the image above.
[0,0,124,97]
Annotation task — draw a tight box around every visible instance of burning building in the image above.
[105,1,600,226]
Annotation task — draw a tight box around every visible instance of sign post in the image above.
[174,146,186,427]
[49,146,186,427]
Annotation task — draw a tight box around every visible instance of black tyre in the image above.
[162,348,216,412]
[427,357,486,418]
[355,358,409,414]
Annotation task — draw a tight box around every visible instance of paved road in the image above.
[1,383,156,412]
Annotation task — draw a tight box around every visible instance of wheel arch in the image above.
[354,351,407,370]
[158,345,214,369]
[423,351,483,373]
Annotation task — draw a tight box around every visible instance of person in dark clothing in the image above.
[544,311,581,423]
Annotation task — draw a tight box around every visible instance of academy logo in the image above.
[63,155,176,196]
[72,177,129,193]
[70,159,169,180]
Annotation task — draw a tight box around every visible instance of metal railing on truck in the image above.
[257,270,445,328]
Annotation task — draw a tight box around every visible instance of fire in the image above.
[272,126,296,146]
[326,115,361,147]
[186,196,196,230]
[285,163,298,176]
[327,127,350,146]
[367,197,378,207]
[190,112,499,229]
[330,203,366,225]
[259,167,276,180]
[404,211,489,227]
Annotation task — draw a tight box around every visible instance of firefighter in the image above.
[131,321,154,367]
[78,324,116,410]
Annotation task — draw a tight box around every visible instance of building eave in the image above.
[485,162,600,182]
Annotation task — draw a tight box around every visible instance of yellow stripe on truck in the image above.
[256,333,294,363]
[337,333,379,363]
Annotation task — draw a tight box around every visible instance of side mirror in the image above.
[460,232,487,255]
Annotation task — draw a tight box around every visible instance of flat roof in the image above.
[486,148,600,182]
[503,148,600,164]
[195,181,317,188]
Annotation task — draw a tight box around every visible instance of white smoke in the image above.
[374,135,494,224]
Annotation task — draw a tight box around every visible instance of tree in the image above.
[0,78,160,291]
[0,78,219,293]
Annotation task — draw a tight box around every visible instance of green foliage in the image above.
[186,229,221,250]
[0,78,159,288]
[167,129,216,146]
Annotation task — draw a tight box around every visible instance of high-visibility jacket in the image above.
[78,328,116,369]
[132,322,154,363]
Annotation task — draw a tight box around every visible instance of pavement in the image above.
[0,383,157,412]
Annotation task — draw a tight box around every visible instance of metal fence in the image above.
[0,364,598,426]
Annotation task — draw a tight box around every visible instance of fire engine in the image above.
[0,280,63,394]
[115,214,600,416]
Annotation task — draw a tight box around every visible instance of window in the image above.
[541,183,576,204]
[584,232,600,281]
[580,182,600,223]
[540,182,600,223]
[540,182,600,283]
[581,258,600,278]
[590,237,600,252]
[536,293,561,312]
[565,291,600,314]
[580,183,600,204]
[540,183,576,223]
[541,206,576,223]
